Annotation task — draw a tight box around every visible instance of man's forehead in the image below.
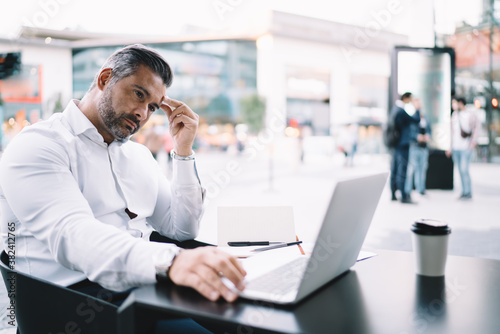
[127,65,166,100]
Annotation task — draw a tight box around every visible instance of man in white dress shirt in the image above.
[0,44,246,311]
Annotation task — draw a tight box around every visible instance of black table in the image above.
[117,250,500,334]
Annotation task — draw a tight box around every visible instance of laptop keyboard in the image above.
[246,256,309,296]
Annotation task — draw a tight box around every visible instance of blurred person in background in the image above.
[405,108,431,196]
[0,44,245,333]
[389,92,421,204]
[143,114,165,160]
[337,122,358,167]
[446,96,480,200]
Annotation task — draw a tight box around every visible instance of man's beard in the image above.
[97,87,140,141]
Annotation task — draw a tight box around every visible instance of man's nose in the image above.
[134,104,149,121]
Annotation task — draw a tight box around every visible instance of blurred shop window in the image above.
[2,110,32,148]
[285,66,330,136]
[0,64,42,148]
[196,122,236,152]
[350,74,388,111]
[349,73,388,154]
[0,65,42,103]
[0,52,22,80]
[72,40,257,125]
[286,98,330,136]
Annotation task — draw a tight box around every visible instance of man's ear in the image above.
[97,68,113,91]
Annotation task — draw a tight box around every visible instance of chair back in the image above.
[0,251,118,334]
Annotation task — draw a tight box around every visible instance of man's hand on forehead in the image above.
[159,96,199,156]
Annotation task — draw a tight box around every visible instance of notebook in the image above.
[224,172,388,304]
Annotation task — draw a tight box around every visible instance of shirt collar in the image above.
[62,99,130,144]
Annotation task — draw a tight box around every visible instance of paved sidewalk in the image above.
[363,159,500,260]
[194,150,500,261]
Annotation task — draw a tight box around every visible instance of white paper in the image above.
[218,242,305,259]
[218,246,259,258]
[217,206,296,247]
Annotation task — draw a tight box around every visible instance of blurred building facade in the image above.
[444,0,500,161]
[0,36,72,148]
[72,40,257,124]
[0,11,406,156]
[2,9,498,160]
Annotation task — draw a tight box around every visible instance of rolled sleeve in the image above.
[148,158,205,242]
[172,159,200,185]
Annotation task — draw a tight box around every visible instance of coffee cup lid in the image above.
[411,219,451,236]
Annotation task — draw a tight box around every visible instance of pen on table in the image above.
[252,241,303,252]
[227,241,283,247]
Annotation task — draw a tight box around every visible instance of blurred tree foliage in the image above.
[239,94,266,133]
[53,92,64,113]
[206,93,232,123]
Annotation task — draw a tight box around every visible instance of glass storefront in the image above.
[444,1,500,162]
[72,40,257,124]
[349,73,388,154]
[0,64,43,149]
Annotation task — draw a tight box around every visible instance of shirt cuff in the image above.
[126,241,180,287]
[172,159,199,185]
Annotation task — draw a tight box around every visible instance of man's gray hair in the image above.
[89,44,173,90]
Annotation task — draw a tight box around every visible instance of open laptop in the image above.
[226,172,388,304]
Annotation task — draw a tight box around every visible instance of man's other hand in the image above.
[168,247,246,302]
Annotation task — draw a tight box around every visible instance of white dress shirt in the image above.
[0,100,204,291]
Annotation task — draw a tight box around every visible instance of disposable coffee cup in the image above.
[411,219,451,277]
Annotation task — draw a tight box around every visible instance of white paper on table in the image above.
[217,206,296,247]
[218,246,260,258]
[218,242,305,259]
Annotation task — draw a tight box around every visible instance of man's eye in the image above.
[135,90,144,99]
[149,105,156,113]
